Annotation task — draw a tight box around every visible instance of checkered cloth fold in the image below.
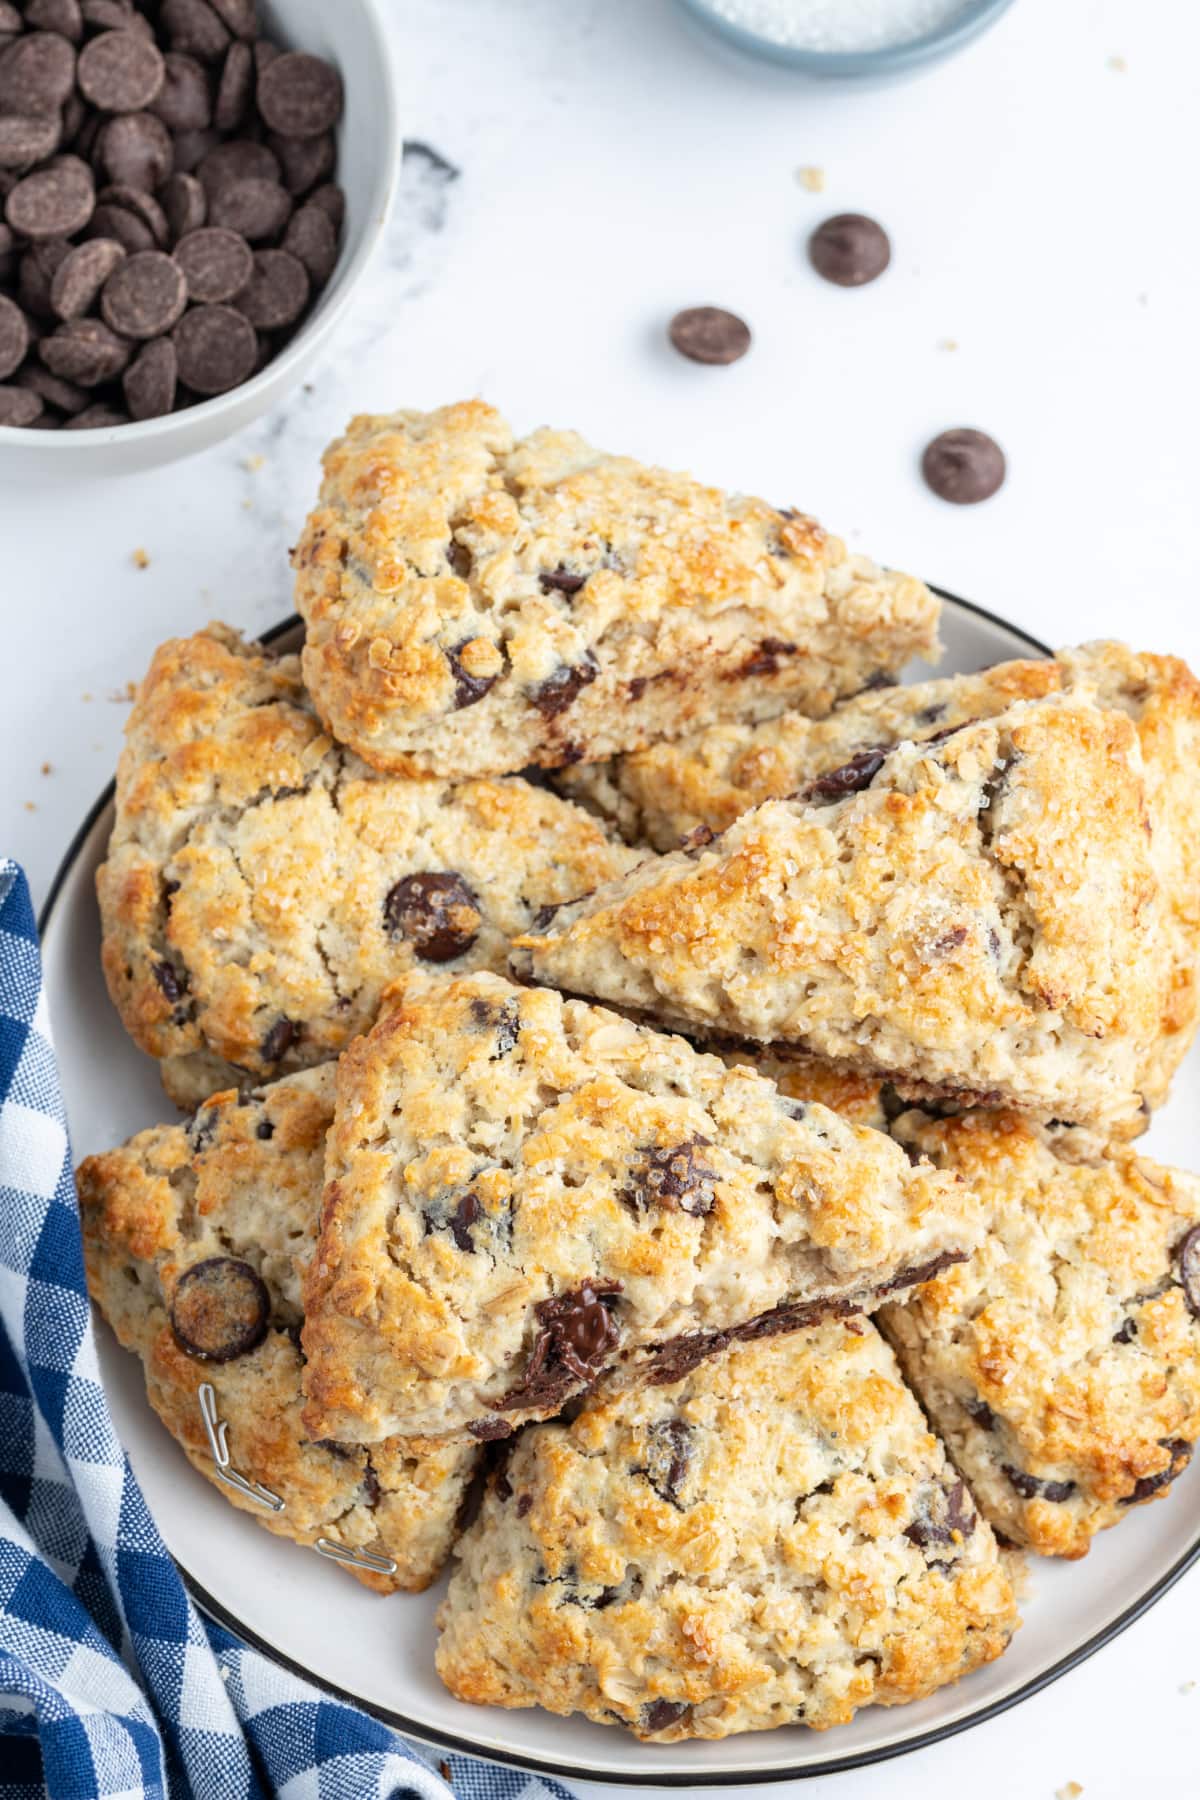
[0,861,572,1800]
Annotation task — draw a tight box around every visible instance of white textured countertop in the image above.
[3,0,1198,1794]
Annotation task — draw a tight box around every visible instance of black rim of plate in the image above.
[37,591,1200,1787]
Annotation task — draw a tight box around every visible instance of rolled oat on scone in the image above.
[298,972,979,1446]
[96,623,641,1106]
[77,1066,478,1593]
[514,691,1183,1138]
[290,399,941,777]
[435,1323,1019,1740]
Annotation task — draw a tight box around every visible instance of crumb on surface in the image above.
[108,682,137,703]
[796,164,826,192]
[938,336,959,351]
[1056,1784,1084,1800]
[1181,1679,1196,1694]
[1108,53,1127,70]
[242,453,266,471]
[81,692,93,702]
[131,547,150,569]
[24,801,35,812]
[40,762,52,776]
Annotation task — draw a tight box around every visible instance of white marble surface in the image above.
[3,0,1199,1793]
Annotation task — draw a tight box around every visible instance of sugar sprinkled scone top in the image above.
[298,973,977,1445]
[435,1323,1019,1739]
[291,400,940,777]
[515,691,1183,1138]
[77,1066,478,1593]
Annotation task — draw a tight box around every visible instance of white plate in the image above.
[39,597,1200,1787]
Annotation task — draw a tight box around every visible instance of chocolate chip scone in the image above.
[96,623,640,1107]
[290,399,941,777]
[299,973,977,1445]
[78,1067,478,1593]
[435,1323,1019,1740]
[514,692,1180,1138]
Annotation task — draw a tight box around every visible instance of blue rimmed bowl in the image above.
[676,0,1015,79]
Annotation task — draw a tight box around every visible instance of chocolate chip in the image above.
[467,1416,513,1442]
[964,1396,998,1431]
[905,1478,976,1548]
[260,1015,296,1063]
[213,38,252,131]
[382,871,482,963]
[802,745,888,803]
[151,51,211,130]
[174,224,250,300]
[668,305,751,365]
[641,1700,690,1734]
[40,315,129,383]
[308,180,344,230]
[0,31,78,112]
[196,135,278,193]
[25,0,84,41]
[100,248,185,337]
[1119,1439,1191,1506]
[82,1,152,34]
[645,1328,726,1387]
[152,957,187,1002]
[61,397,126,426]
[97,111,173,189]
[169,1255,269,1361]
[1177,1224,1200,1318]
[0,113,63,169]
[516,1491,532,1517]
[161,0,230,62]
[425,1189,482,1255]
[7,157,95,239]
[255,1115,274,1140]
[269,127,333,197]
[85,200,152,250]
[0,386,43,425]
[281,199,336,282]
[158,169,205,239]
[538,566,586,596]
[638,1419,693,1508]
[495,1280,623,1413]
[446,638,500,709]
[78,28,166,111]
[870,1250,964,1298]
[170,124,218,172]
[922,428,1007,505]
[1112,1317,1137,1345]
[208,0,257,38]
[256,50,343,138]
[171,299,255,391]
[529,653,598,718]
[738,636,797,678]
[49,235,124,318]
[122,332,175,416]
[97,181,167,243]
[808,213,891,287]
[1003,1465,1076,1503]
[233,245,307,326]
[624,1137,716,1217]
[208,172,290,240]
[0,294,28,379]
[16,360,88,412]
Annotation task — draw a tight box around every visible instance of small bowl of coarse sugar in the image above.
[676,0,1015,77]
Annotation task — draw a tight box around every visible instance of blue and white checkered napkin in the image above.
[0,861,573,1800]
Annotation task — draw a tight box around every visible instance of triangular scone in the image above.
[291,399,940,777]
[728,1055,1200,1557]
[514,693,1179,1138]
[78,1067,478,1594]
[435,1323,1019,1740]
[97,623,640,1107]
[299,974,977,1444]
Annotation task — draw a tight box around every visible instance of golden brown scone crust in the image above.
[97,623,639,1101]
[435,1324,1019,1740]
[290,400,941,777]
[299,973,976,1445]
[77,1067,477,1592]
[514,693,1179,1137]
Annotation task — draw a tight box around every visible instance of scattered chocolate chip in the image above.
[0,113,63,169]
[0,31,78,113]
[170,1255,269,1361]
[151,51,212,130]
[641,1700,690,1734]
[446,639,500,709]
[208,172,290,239]
[530,653,598,718]
[257,50,343,138]
[268,127,333,196]
[1119,1439,1191,1505]
[802,745,888,803]
[214,38,253,131]
[171,299,256,391]
[174,223,251,300]
[1112,1316,1138,1345]
[97,110,173,189]
[260,1015,296,1063]
[624,1137,717,1217]
[0,294,28,379]
[808,213,891,287]
[382,871,482,963]
[0,386,42,425]
[78,28,166,112]
[151,957,187,1002]
[123,333,176,417]
[7,156,95,239]
[1177,1224,1200,1318]
[233,245,307,326]
[539,565,587,596]
[668,305,751,365]
[922,428,1007,505]
[49,235,124,318]
[1003,1465,1076,1503]
[161,0,231,62]
[40,315,129,384]
[100,248,185,337]
[638,1419,693,1508]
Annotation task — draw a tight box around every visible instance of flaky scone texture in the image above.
[300,973,976,1445]
[77,1067,477,1593]
[515,693,1179,1137]
[291,400,940,777]
[436,1324,1018,1740]
[97,623,638,1104]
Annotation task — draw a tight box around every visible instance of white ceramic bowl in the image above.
[0,0,399,480]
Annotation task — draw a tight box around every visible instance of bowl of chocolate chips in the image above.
[0,0,399,474]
